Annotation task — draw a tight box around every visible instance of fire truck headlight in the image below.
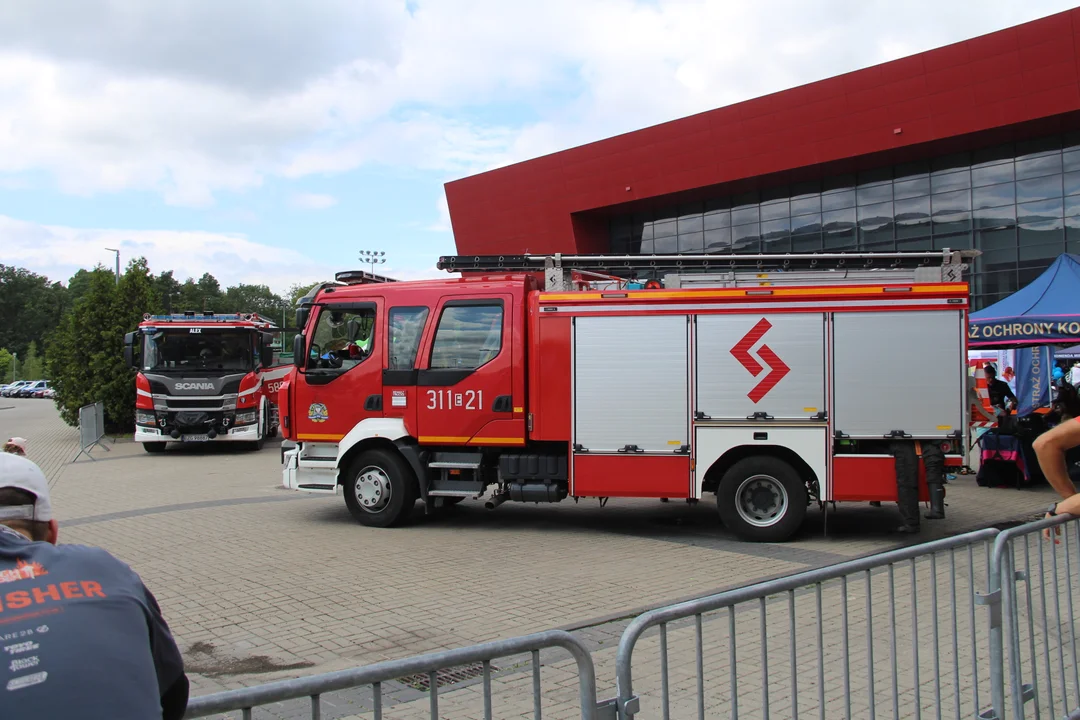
[136,410,156,427]
[235,410,258,426]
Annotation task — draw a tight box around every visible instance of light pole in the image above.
[358,250,385,277]
[104,247,120,285]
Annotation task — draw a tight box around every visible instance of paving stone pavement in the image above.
[0,401,1067,718]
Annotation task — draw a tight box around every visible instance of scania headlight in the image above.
[235,410,258,426]
[136,410,156,427]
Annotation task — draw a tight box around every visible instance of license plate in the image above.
[181,434,209,443]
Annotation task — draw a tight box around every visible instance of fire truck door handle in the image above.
[364,394,382,411]
[492,395,513,413]
[618,445,644,453]
[812,410,828,421]
[746,412,774,420]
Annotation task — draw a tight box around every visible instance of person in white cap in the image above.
[0,453,188,719]
[2,436,27,456]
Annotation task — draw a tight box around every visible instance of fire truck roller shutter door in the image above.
[573,315,689,453]
[832,311,965,439]
[696,314,825,420]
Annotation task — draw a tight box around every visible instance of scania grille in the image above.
[152,394,237,412]
[164,398,226,410]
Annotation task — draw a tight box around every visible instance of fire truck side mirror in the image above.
[292,334,305,369]
[296,306,310,330]
[123,332,136,369]
[261,344,274,369]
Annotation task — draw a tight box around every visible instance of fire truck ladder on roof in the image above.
[437,250,980,291]
[141,312,278,327]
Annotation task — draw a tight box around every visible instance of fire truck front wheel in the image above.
[343,449,418,528]
[716,456,807,542]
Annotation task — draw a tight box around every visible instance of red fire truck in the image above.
[279,251,972,541]
[124,312,292,452]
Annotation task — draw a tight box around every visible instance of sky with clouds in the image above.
[0,0,1076,293]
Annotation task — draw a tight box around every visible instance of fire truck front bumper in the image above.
[134,421,261,443]
[281,442,339,493]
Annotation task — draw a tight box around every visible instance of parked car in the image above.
[1,380,30,397]
[16,380,47,398]
[31,381,51,398]
[41,387,55,399]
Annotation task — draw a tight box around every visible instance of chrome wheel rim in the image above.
[354,466,392,513]
[735,474,788,528]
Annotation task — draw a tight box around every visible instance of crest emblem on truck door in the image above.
[730,318,790,403]
[308,403,329,423]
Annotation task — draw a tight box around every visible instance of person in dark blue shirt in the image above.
[0,453,188,719]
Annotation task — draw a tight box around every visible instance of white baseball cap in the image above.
[4,437,27,454]
[0,453,52,522]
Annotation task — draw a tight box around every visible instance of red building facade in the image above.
[445,10,1080,309]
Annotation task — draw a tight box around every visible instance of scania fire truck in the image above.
[279,251,972,542]
[124,312,291,452]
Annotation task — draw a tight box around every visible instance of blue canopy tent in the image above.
[969,254,1080,349]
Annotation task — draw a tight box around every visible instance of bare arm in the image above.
[1033,419,1080,500]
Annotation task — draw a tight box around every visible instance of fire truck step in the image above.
[428,480,485,496]
[429,452,484,470]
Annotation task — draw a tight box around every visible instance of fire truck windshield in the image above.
[142,329,254,373]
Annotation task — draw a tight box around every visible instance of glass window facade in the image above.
[608,133,1080,310]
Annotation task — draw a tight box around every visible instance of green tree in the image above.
[153,270,182,313]
[67,267,111,306]
[177,272,223,312]
[47,257,158,431]
[0,265,69,358]
[0,348,12,383]
[21,341,44,380]
[221,283,286,321]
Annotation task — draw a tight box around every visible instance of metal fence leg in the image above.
[980,538,1006,720]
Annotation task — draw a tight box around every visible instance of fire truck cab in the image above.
[280,252,971,542]
[125,312,291,452]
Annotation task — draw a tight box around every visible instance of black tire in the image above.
[247,408,266,451]
[143,442,167,454]
[343,449,419,528]
[715,456,807,542]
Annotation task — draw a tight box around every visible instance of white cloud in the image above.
[0,215,334,293]
[289,192,338,210]
[0,0,1073,207]
[0,214,447,292]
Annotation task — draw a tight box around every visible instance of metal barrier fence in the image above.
[985,514,1080,720]
[615,528,1001,719]
[72,401,109,462]
[181,515,1080,720]
[183,629,608,720]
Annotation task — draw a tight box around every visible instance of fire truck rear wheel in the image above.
[344,449,418,528]
[716,456,807,542]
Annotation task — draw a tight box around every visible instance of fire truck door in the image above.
[382,305,431,434]
[415,296,517,446]
[292,301,384,443]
